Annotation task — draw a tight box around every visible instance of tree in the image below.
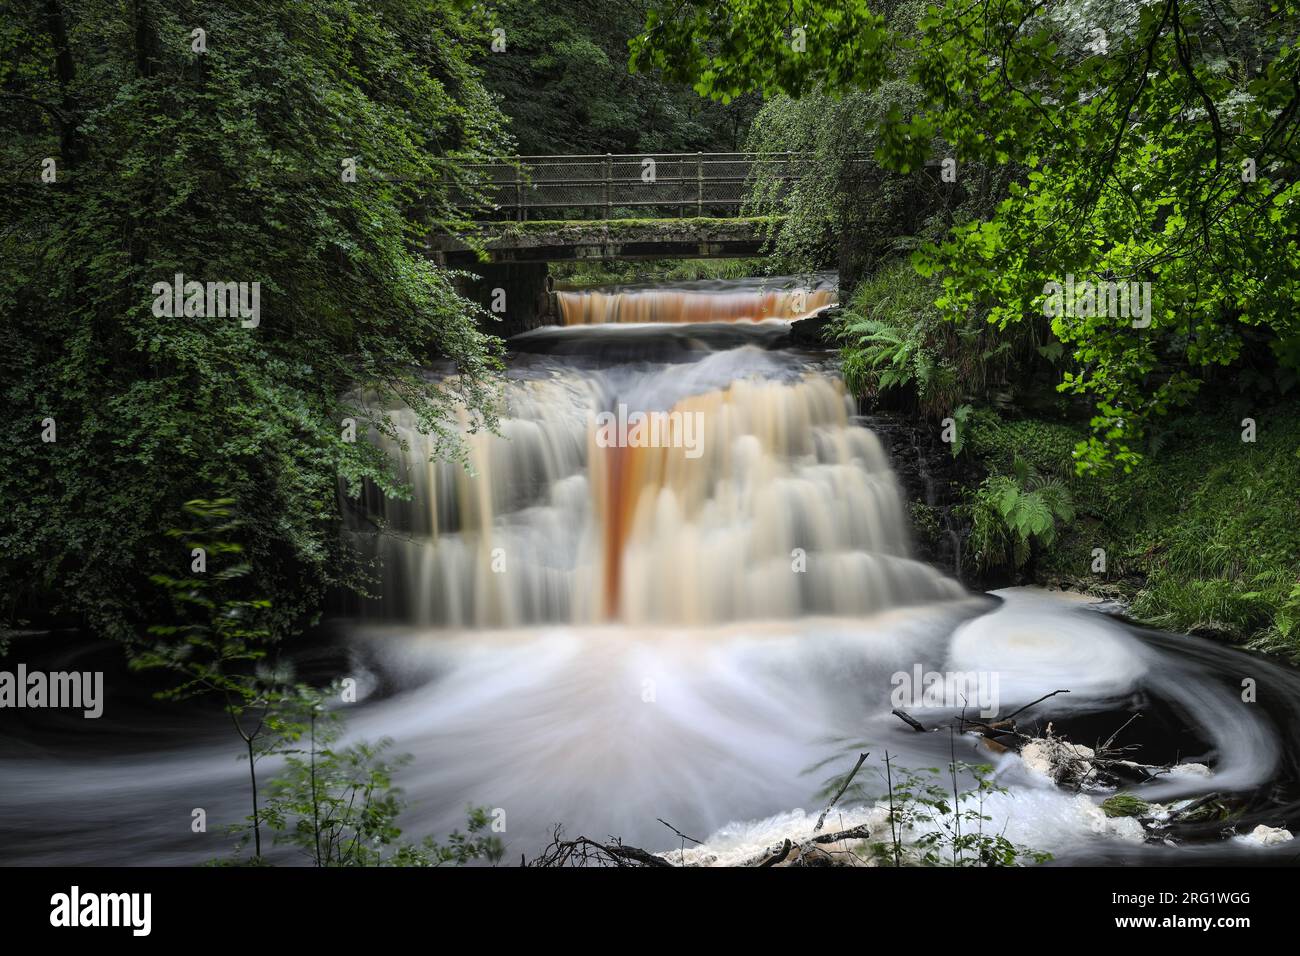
[633,0,1300,471]
[1,0,510,640]
[479,0,759,156]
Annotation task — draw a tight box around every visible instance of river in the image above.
[3,275,1298,865]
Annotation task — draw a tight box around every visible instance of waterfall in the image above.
[348,302,962,627]
[556,274,837,325]
[8,275,1299,867]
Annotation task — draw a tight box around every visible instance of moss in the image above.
[965,400,1300,658]
[909,501,942,548]
[550,257,768,287]
[1101,794,1151,818]
[467,215,784,234]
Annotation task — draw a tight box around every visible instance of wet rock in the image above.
[1237,824,1294,847]
[785,305,840,347]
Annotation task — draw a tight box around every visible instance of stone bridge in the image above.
[431,151,946,334]
[431,151,804,334]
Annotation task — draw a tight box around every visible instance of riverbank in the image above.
[831,258,1300,662]
[960,403,1300,660]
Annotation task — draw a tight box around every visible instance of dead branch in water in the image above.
[1000,689,1071,722]
[753,823,875,867]
[759,838,792,866]
[815,751,869,832]
[891,708,927,732]
[526,826,673,867]
[657,817,703,845]
[955,689,1073,750]
[526,818,878,867]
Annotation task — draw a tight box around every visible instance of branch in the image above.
[656,817,703,845]
[891,708,927,732]
[0,92,66,125]
[815,751,869,832]
[999,689,1070,722]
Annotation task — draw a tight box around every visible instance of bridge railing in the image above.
[454,152,812,220]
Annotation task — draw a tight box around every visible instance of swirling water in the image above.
[3,278,1298,865]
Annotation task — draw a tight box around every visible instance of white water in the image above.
[3,277,1297,865]
[350,339,962,626]
[556,273,837,325]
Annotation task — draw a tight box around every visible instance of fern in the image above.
[968,467,1075,571]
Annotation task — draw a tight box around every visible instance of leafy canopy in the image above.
[1,0,510,638]
[633,0,1300,471]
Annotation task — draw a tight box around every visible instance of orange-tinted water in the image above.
[558,282,835,325]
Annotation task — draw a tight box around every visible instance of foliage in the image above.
[967,466,1076,571]
[481,0,758,156]
[0,0,509,642]
[836,260,1055,418]
[258,685,503,867]
[966,403,1300,653]
[736,3,1008,279]
[136,508,500,867]
[131,498,298,859]
[131,499,277,698]
[742,85,931,273]
[551,257,765,287]
[633,0,1300,471]
[816,754,1051,866]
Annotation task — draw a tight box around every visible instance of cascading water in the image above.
[4,275,1299,865]
[348,349,962,627]
[555,273,837,325]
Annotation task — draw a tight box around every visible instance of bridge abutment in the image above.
[458,262,557,338]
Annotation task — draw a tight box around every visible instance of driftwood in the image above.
[1162,792,1222,823]
[891,708,927,732]
[526,827,673,867]
[1000,689,1071,721]
[753,823,875,867]
[814,751,869,832]
[656,817,703,845]
[527,819,877,868]
[956,690,1071,743]
[892,690,1072,746]
[759,838,792,866]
